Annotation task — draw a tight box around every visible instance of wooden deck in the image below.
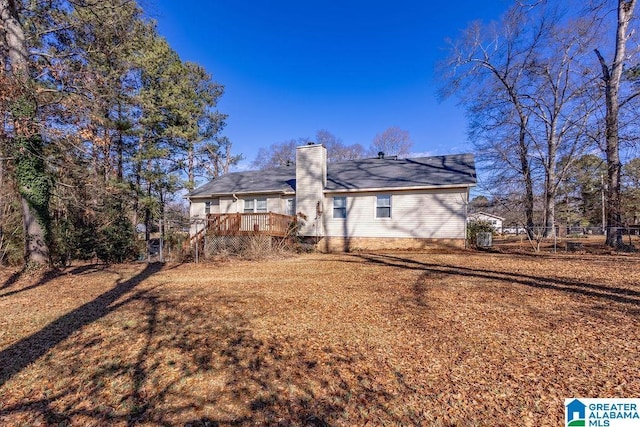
[206,213,297,237]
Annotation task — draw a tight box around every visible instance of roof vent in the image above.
[378,151,384,159]
[307,142,315,145]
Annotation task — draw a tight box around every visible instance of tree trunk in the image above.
[223,141,232,175]
[1,0,51,266]
[187,147,194,190]
[19,194,49,264]
[131,136,143,229]
[0,153,4,254]
[517,115,535,238]
[544,187,556,237]
[543,133,558,238]
[116,104,124,182]
[159,189,165,262]
[102,127,110,183]
[144,178,151,261]
[116,131,123,182]
[595,0,637,247]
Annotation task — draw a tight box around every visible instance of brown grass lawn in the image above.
[0,250,638,426]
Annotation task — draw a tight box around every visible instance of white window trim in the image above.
[376,194,392,219]
[244,197,268,213]
[333,196,347,219]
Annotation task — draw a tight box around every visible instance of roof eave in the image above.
[324,183,476,194]
[188,189,293,199]
[472,212,506,220]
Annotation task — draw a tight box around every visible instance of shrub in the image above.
[51,208,99,266]
[95,200,136,264]
[467,220,495,247]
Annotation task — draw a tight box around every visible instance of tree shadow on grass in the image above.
[0,262,164,387]
[0,269,23,290]
[0,264,106,298]
[349,253,640,309]
[0,268,62,295]
[0,273,413,426]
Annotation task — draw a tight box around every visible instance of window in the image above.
[376,195,391,218]
[244,198,267,213]
[204,201,211,215]
[286,198,295,216]
[333,197,347,218]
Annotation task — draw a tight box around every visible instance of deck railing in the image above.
[206,212,297,237]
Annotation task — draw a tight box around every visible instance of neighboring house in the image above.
[467,212,504,232]
[188,143,476,251]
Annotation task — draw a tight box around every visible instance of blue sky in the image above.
[149,1,511,170]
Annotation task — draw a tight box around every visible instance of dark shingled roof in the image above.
[188,166,296,197]
[188,153,475,198]
[326,153,476,191]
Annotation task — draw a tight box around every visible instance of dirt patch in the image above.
[0,251,638,426]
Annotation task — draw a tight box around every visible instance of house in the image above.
[467,211,505,232]
[188,143,476,251]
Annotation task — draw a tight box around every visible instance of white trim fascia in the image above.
[187,184,475,200]
[324,183,476,194]
[188,190,292,200]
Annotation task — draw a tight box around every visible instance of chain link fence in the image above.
[490,224,639,253]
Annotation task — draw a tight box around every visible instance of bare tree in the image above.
[592,0,638,245]
[251,130,367,170]
[199,136,242,179]
[251,139,298,170]
[369,126,412,157]
[525,14,600,235]
[316,129,366,162]
[438,5,549,235]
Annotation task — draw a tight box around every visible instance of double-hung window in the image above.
[244,198,267,213]
[256,198,267,212]
[376,195,391,218]
[333,197,347,218]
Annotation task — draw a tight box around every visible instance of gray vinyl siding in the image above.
[322,188,468,239]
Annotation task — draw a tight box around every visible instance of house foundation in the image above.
[313,236,466,252]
